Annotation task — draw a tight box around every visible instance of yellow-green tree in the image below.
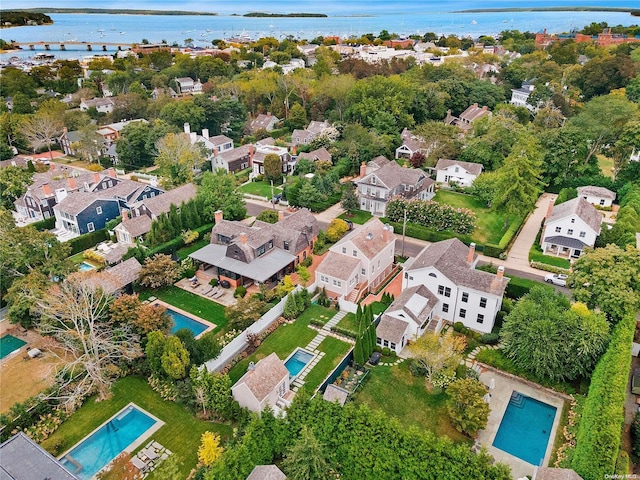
[198,431,223,466]
[326,218,349,242]
[446,378,490,436]
[155,132,206,188]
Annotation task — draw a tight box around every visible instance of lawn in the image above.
[337,312,358,334]
[433,190,510,245]
[598,154,615,178]
[301,337,352,394]
[529,249,572,269]
[352,362,468,443]
[240,180,283,198]
[176,237,209,260]
[40,376,232,480]
[138,286,228,332]
[339,210,373,225]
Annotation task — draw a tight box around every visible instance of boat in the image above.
[120,31,126,35]
[471,20,477,25]
[503,20,509,23]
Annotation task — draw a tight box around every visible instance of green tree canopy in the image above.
[197,170,247,222]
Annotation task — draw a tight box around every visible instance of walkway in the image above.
[291,310,348,391]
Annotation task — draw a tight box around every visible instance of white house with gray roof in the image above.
[315,218,396,302]
[435,159,483,187]
[246,113,280,134]
[231,353,291,414]
[291,120,331,146]
[355,156,434,216]
[541,197,603,259]
[395,128,429,160]
[376,284,443,354]
[577,185,616,208]
[403,239,508,333]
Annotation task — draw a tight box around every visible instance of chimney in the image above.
[278,210,284,222]
[63,126,68,134]
[107,168,117,178]
[68,177,77,189]
[239,232,247,244]
[546,199,555,219]
[482,106,487,111]
[184,123,190,134]
[292,145,297,155]
[249,144,255,166]
[267,112,272,117]
[50,162,55,170]
[202,128,209,139]
[497,266,505,280]
[190,132,197,143]
[472,103,478,108]
[93,173,101,184]
[360,161,367,178]
[467,242,476,263]
[122,210,128,222]
[214,210,223,224]
[213,147,219,156]
[42,184,52,196]
[383,224,393,242]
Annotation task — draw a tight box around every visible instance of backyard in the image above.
[339,210,373,225]
[40,376,232,480]
[239,180,284,198]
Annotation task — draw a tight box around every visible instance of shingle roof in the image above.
[118,215,152,238]
[333,218,395,260]
[459,103,491,122]
[535,468,584,480]
[407,238,509,296]
[233,353,289,403]
[357,161,426,191]
[53,192,119,216]
[376,315,409,345]
[249,114,279,132]
[322,384,350,406]
[435,158,483,176]
[135,183,197,217]
[542,235,587,250]
[216,144,252,162]
[102,257,142,291]
[246,465,287,480]
[103,243,129,265]
[316,251,361,280]
[298,147,332,162]
[547,197,603,234]
[576,185,616,200]
[208,134,233,145]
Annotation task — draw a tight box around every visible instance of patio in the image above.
[130,441,172,476]
[174,277,236,307]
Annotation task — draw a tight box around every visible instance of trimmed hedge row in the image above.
[147,223,214,258]
[484,216,524,258]
[68,229,110,255]
[383,220,475,246]
[31,216,56,231]
[572,313,635,480]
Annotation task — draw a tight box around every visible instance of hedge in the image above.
[572,313,635,480]
[386,198,476,235]
[383,220,475,246]
[146,223,213,259]
[31,216,55,231]
[331,325,357,339]
[68,229,109,255]
[484,216,525,258]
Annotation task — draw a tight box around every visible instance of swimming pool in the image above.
[157,304,209,337]
[493,391,557,466]
[78,262,96,272]
[284,348,315,379]
[0,335,27,360]
[60,404,160,480]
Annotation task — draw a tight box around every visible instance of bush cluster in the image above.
[68,229,110,255]
[386,198,476,234]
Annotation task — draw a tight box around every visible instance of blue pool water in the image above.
[157,304,208,337]
[493,391,557,466]
[78,262,95,272]
[0,335,27,360]
[60,405,157,480]
[284,349,314,378]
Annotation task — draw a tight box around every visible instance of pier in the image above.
[14,41,135,52]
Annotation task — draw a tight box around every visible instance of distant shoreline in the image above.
[453,6,635,14]
[243,12,328,18]
[4,8,218,16]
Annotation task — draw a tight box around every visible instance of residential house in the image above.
[231,353,291,414]
[533,467,584,480]
[577,186,616,208]
[114,210,152,244]
[0,432,79,480]
[403,239,508,334]
[510,79,536,111]
[211,144,253,174]
[297,147,332,163]
[100,257,142,295]
[79,97,114,114]
[631,148,640,162]
[246,113,280,134]
[174,77,203,95]
[58,128,83,156]
[291,120,331,146]
[376,284,443,355]
[252,144,293,177]
[315,218,396,302]
[541,197,603,259]
[355,156,435,217]
[444,103,492,133]
[435,159,483,187]
[190,209,318,287]
[246,465,286,480]
[395,128,429,160]
[129,182,197,219]
[183,122,237,169]
[151,86,178,100]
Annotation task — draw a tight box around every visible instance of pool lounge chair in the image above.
[201,286,213,296]
[207,287,219,297]
[212,289,224,299]
[131,456,148,472]
[143,447,159,461]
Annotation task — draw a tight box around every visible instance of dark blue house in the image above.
[54,193,120,235]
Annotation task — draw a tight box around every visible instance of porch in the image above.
[542,235,585,259]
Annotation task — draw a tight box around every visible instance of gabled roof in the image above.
[233,353,289,403]
[0,432,78,480]
[333,218,395,260]
[357,160,426,191]
[459,103,491,122]
[134,183,197,217]
[376,315,409,345]
[81,97,114,108]
[216,144,252,162]
[117,215,152,238]
[249,113,279,132]
[535,467,584,480]
[246,465,286,480]
[101,257,142,291]
[208,134,233,146]
[406,238,509,296]
[546,197,603,234]
[53,191,119,216]
[298,147,332,162]
[435,159,483,176]
[316,251,361,280]
[576,185,616,200]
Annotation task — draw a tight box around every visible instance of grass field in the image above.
[598,154,615,178]
[40,376,232,480]
[339,210,373,225]
[176,237,209,260]
[352,362,468,443]
[301,337,352,394]
[240,181,284,198]
[433,191,509,245]
[337,312,358,334]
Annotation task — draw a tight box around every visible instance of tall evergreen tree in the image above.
[353,304,365,365]
[168,203,183,234]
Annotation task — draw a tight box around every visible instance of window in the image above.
[454,166,459,173]
[353,250,357,257]
[570,218,575,223]
[333,279,342,287]
[320,275,328,283]
[480,297,487,308]
[342,247,347,254]
[567,229,574,235]
[390,342,396,350]
[459,309,466,318]
[579,231,586,238]
[96,206,102,215]
[444,287,451,298]
[438,285,444,295]
[150,192,155,197]
[87,222,95,232]
[257,245,266,257]
[477,314,484,324]
[371,176,376,185]
[428,272,437,278]
[555,226,561,233]
[461,292,469,303]
[599,199,605,206]
[268,240,273,249]
[284,241,289,250]
[442,303,449,313]
[303,251,307,260]
[377,337,382,345]
[364,269,367,276]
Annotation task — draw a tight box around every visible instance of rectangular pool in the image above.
[78,262,96,272]
[0,335,27,360]
[284,348,315,379]
[156,304,209,337]
[60,404,161,480]
[493,391,557,466]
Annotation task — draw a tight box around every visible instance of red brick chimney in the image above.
[497,266,505,280]
[292,145,297,155]
[213,147,219,156]
[68,177,76,189]
[214,210,223,224]
[239,232,247,244]
[278,210,284,222]
[266,112,272,117]
[122,210,128,222]
[42,184,52,196]
[249,144,254,166]
[546,199,555,219]
[93,173,101,184]
[50,162,55,171]
[383,224,393,242]
[360,161,366,178]
[107,168,117,178]
[467,242,476,263]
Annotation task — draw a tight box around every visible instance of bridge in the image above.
[13,41,135,52]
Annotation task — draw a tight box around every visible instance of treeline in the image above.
[14,8,216,16]
[243,12,328,17]
[0,11,52,26]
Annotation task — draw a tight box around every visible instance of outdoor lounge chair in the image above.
[142,447,159,461]
[201,286,213,295]
[213,289,224,299]
[207,287,219,297]
[131,456,148,472]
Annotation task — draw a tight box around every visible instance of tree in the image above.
[150,454,182,480]
[138,254,183,289]
[467,172,499,207]
[282,425,332,480]
[297,265,310,286]
[501,286,609,381]
[0,166,33,209]
[21,111,64,161]
[446,378,491,436]
[37,272,142,403]
[5,270,49,328]
[161,335,190,379]
[198,431,224,467]
[197,170,247,222]
[341,187,359,212]
[570,244,640,323]
[326,218,349,242]
[155,132,206,188]
[225,295,269,330]
[263,153,283,183]
[408,332,465,386]
[97,453,138,480]
[286,103,308,130]
[255,209,279,224]
[145,330,166,376]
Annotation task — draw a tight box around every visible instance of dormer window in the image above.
[371,176,376,185]
[454,166,459,173]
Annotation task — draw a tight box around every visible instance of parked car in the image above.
[632,368,640,394]
[544,273,568,287]
[344,219,354,231]
[368,352,381,365]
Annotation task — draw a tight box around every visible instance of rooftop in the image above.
[547,197,603,233]
[435,158,483,176]
[0,432,78,480]
[333,218,395,260]
[233,353,289,403]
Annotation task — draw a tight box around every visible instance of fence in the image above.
[338,297,358,313]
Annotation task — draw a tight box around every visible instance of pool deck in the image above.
[151,299,216,339]
[475,365,568,478]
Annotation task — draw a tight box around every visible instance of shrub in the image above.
[31,216,56,231]
[632,412,640,458]
[453,322,468,334]
[483,243,504,258]
[182,230,199,245]
[234,286,247,298]
[480,333,500,345]
[68,229,110,255]
[386,198,476,235]
[209,278,218,287]
[382,347,391,356]
[326,218,350,242]
[83,250,106,267]
[330,325,357,339]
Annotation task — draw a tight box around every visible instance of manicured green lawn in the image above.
[302,337,352,393]
[598,154,615,178]
[240,181,284,198]
[299,304,337,325]
[176,237,209,260]
[339,210,373,225]
[370,302,389,315]
[337,312,358,333]
[40,376,232,480]
[139,286,228,332]
[352,362,468,443]
[433,190,509,245]
[529,249,571,269]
